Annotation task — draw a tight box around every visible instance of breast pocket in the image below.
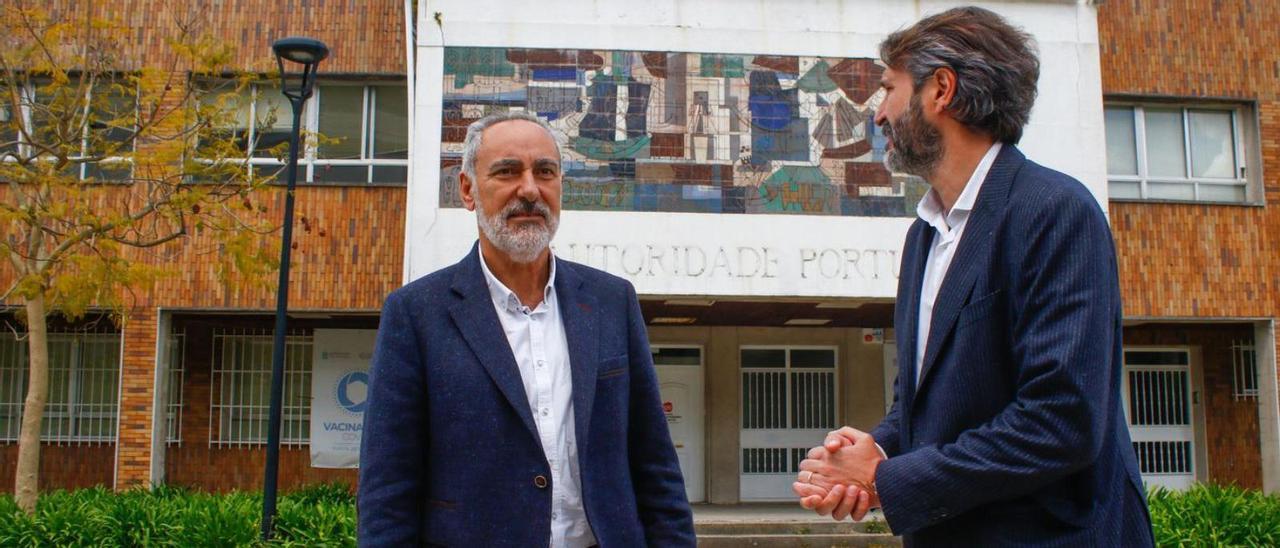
[597,354,628,381]
[957,289,1003,329]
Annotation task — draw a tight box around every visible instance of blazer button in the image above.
[534,475,548,489]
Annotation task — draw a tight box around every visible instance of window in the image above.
[0,328,122,444]
[0,333,26,441]
[209,328,312,447]
[82,82,137,180]
[2,79,136,181]
[1232,340,1258,401]
[1,99,16,160]
[314,84,409,184]
[164,329,185,444]
[1105,102,1258,203]
[202,82,408,185]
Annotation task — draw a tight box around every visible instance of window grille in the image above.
[164,329,185,444]
[209,328,312,447]
[1232,340,1258,401]
[740,347,837,476]
[0,327,122,445]
[1132,441,1194,475]
[741,348,837,431]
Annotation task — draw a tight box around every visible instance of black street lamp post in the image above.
[262,36,328,541]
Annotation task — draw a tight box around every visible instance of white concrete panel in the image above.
[404,44,445,282]
[424,209,911,298]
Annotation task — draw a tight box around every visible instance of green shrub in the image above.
[3,481,1277,546]
[1148,484,1280,547]
[281,482,355,507]
[0,484,353,547]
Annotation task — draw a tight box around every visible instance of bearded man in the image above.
[791,7,1154,547]
[358,111,695,547]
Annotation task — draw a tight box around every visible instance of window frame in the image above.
[207,80,409,186]
[2,78,138,181]
[1105,98,1262,205]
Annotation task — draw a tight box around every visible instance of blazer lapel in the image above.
[447,245,539,441]
[915,146,1022,395]
[898,220,932,415]
[554,259,600,454]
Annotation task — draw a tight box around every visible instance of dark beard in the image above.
[882,93,943,178]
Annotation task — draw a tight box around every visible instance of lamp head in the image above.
[272,37,329,65]
[272,37,328,101]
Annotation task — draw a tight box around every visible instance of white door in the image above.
[654,346,705,503]
[739,347,838,501]
[1122,348,1196,490]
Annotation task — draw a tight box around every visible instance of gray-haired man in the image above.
[358,111,695,546]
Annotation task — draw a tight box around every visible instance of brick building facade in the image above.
[1101,0,1280,490]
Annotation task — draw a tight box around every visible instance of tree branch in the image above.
[0,279,17,303]
[39,195,164,271]
[108,224,186,249]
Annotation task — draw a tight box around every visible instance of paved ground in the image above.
[692,502,885,524]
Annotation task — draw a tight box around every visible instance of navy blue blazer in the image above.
[357,245,695,547]
[870,146,1154,546]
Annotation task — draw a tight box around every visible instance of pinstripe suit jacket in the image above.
[869,146,1155,547]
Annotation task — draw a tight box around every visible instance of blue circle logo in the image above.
[336,371,369,414]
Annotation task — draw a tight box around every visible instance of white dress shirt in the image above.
[479,250,596,548]
[915,142,1002,386]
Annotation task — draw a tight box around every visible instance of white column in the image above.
[149,310,172,486]
[1256,320,1279,494]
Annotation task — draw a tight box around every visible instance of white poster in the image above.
[310,329,378,468]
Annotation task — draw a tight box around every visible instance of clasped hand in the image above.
[792,427,884,521]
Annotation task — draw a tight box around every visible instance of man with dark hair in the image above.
[792,7,1155,546]
[358,111,695,546]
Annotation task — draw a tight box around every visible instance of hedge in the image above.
[2,482,1278,546]
[1148,484,1280,546]
[0,483,354,547]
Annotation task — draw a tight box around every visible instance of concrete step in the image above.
[691,504,899,547]
[695,521,883,535]
[697,533,901,548]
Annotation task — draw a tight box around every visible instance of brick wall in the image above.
[41,0,406,74]
[1099,0,1280,316]
[141,185,408,311]
[0,445,116,491]
[166,447,358,493]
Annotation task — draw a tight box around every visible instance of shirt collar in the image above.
[916,142,1003,232]
[477,246,557,313]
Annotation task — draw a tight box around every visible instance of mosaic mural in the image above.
[439,47,928,217]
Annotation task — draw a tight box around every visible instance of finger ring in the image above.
[800,470,813,483]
